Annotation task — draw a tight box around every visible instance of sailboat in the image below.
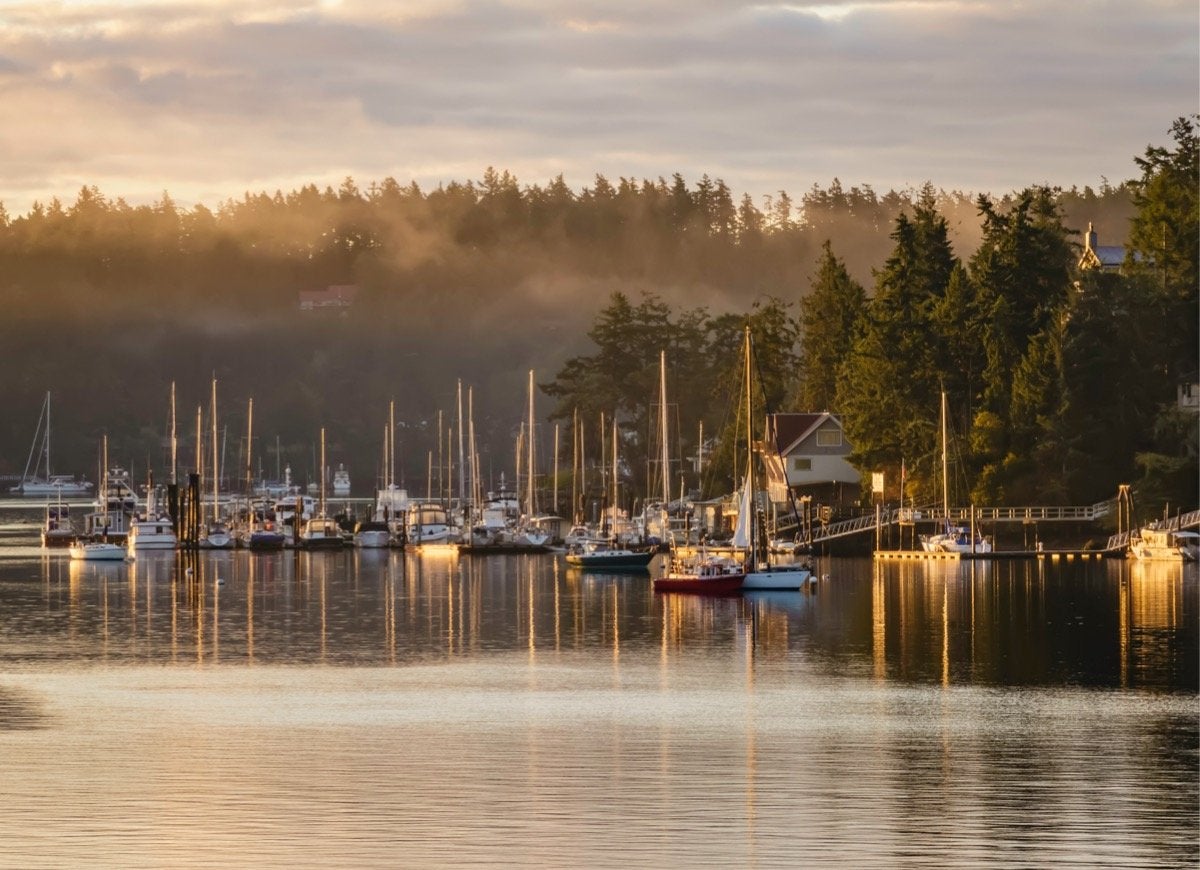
[200,378,234,549]
[919,390,991,554]
[14,393,94,496]
[298,428,346,550]
[71,436,127,561]
[566,413,655,571]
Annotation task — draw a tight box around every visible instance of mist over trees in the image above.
[0,120,1191,519]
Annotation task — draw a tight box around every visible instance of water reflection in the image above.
[0,539,1195,868]
[0,551,1191,692]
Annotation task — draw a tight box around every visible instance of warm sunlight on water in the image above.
[0,522,1195,868]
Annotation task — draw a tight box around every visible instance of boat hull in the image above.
[69,543,126,561]
[653,575,745,595]
[741,566,812,591]
[247,532,286,551]
[565,551,655,571]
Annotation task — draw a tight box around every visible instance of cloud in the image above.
[0,0,1195,212]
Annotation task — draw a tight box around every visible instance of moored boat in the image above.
[332,464,351,496]
[13,393,94,497]
[353,519,392,549]
[40,503,76,548]
[565,539,655,571]
[69,541,126,561]
[654,550,745,594]
[1129,525,1200,561]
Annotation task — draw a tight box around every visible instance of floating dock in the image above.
[874,549,1111,561]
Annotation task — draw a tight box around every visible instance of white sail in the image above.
[731,477,752,549]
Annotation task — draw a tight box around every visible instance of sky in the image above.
[0,0,1196,215]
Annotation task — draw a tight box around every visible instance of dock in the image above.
[874,549,1111,561]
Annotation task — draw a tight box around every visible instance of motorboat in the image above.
[353,519,392,548]
[408,502,461,545]
[332,464,351,496]
[297,516,345,550]
[1129,525,1200,561]
[126,484,177,553]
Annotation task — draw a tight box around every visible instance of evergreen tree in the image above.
[837,188,957,497]
[796,240,865,411]
[1126,114,1199,379]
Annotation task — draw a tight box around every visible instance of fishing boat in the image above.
[1129,524,1200,561]
[127,480,178,553]
[13,393,93,496]
[919,391,992,555]
[80,451,136,544]
[40,502,76,548]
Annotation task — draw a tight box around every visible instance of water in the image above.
[0,517,1195,868]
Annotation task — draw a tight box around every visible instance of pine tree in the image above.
[797,240,865,411]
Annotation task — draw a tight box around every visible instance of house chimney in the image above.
[1086,222,1097,253]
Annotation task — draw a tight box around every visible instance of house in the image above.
[299,284,359,311]
[761,412,861,508]
[1078,223,1127,273]
[1179,377,1199,411]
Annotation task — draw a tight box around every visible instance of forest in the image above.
[0,116,1195,521]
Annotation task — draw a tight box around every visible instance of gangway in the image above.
[773,495,1128,547]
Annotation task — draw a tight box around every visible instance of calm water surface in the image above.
[0,517,1195,868]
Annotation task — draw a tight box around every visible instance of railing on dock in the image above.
[800,495,1126,545]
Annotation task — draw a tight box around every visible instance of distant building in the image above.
[761,412,861,508]
[1078,223,1127,273]
[1179,377,1199,411]
[299,284,359,311]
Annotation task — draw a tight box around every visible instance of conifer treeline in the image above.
[0,125,1189,516]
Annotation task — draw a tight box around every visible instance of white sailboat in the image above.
[14,392,94,496]
[201,377,233,549]
[737,328,813,591]
[298,428,345,550]
[919,390,991,555]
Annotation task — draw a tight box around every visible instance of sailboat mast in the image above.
[196,406,203,480]
[611,416,618,530]
[45,391,51,479]
[659,350,669,505]
[320,427,327,516]
[211,378,219,524]
[941,389,949,522]
[457,380,465,506]
[245,398,254,495]
[527,369,535,518]
[389,399,395,489]
[553,423,559,517]
[744,326,755,562]
[571,408,579,524]
[170,383,177,486]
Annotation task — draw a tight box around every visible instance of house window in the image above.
[792,458,812,472]
[816,430,842,447]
